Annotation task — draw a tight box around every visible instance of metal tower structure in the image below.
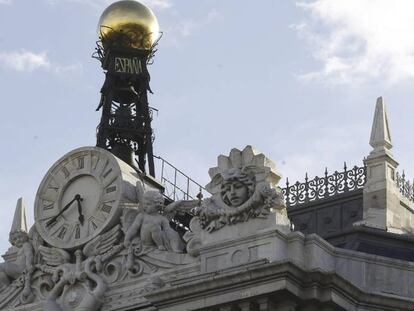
[94,37,157,177]
[93,0,160,177]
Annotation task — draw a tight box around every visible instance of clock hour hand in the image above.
[46,194,81,227]
[77,197,84,225]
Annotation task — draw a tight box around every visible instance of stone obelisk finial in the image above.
[9,198,28,244]
[369,96,392,154]
[358,97,401,232]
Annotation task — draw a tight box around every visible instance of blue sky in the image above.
[2,0,414,254]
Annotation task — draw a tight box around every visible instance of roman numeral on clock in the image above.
[106,185,116,193]
[101,202,112,214]
[93,157,108,176]
[61,166,70,179]
[74,225,80,239]
[57,227,67,240]
[102,168,112,179]
[77,156,85,169]
[43,201,55,210]
[87,216,104,235]
[47,178,60,192]
[91,221,98,230]
[88,219,99,233]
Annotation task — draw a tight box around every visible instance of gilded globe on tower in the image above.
[97,0,160,50]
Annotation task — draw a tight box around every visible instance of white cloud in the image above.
[0,50,50,72]
[295,0,414,85]
[0,50,83,75]
[0,0,12,4]
[52,62,84,75]
[177,10,219,37]
[164,10,220,44]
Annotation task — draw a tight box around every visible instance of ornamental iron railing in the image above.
[154,155,208,202]
[282,163,367,208]
[396,171,414,203]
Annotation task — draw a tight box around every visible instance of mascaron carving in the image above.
[166,146,287,256]
[199,146,284,232]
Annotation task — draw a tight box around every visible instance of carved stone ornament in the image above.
[0,147,196,311]
[0,146,287,309]
[0,198,35,309]
[165,146,290,256]
[199,146,285,232]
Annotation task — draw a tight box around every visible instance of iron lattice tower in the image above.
[94,35,157,177]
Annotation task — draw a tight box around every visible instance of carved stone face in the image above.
[131,238,143,256]
[143,191,163,214]
[221,180,250,207]
[144,201,159,214]
[10,232,28,248]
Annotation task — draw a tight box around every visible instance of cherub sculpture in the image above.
[0,230,34,297]
[124,191,184,253]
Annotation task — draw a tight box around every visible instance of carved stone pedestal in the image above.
[200,212,290,246]
[200,225,289,273]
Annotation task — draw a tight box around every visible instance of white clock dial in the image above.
[35,146,138,249]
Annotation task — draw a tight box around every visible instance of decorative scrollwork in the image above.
[308,176,326,200]
[282,163,367,208]
[346,165,366,189]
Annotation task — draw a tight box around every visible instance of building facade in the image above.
[0,97,414,311]
[1,0,414,309]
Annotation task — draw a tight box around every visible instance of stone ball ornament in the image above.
[98,0,160,50]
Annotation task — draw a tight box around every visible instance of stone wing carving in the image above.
[83,224,122,258]
[38,245,71,267]
[0,284,25,309]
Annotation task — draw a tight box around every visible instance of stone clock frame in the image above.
[34,146,138,249]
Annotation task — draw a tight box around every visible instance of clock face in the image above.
[35,147,125,249]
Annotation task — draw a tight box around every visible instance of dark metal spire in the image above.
[94,32,159,177]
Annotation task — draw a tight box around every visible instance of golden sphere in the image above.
[97,0,160,50]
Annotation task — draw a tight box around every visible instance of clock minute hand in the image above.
[46,195,78,227]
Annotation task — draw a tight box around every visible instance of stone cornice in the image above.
[145,260,414,311]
